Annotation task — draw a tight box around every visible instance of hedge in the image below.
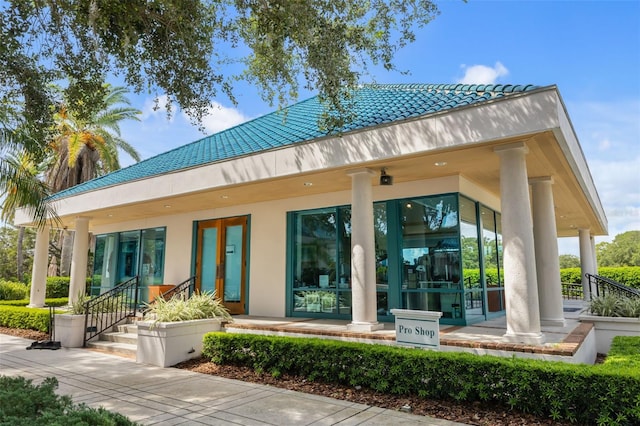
[561,267,640,288]
[0,298,68,307]
[462,267,640,288]
[203,333,640,425]
[0,306,52,332]
[0,376,135,425]
[0,280,28,300]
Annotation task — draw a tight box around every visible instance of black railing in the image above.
[159,276,196,301]
[586,273,640,300]
[561,282,584,300]
[83,276,140,347]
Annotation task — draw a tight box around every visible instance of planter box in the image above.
[53,314,86,348]
[579,314,640,354]
[136,319,222,367]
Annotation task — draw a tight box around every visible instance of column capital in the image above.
[74,216,92,222]
[529,176,554,185]
[346,168,377,178]
[493,141,529,155]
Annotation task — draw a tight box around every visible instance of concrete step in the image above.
[86,339,137,358]
[115,324,138,334]
[100,331,138,345]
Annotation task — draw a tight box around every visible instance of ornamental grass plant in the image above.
[144,291,232,324]
[589,293,640,318]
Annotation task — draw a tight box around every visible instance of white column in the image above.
[494,142,544,344]
[530,177,565,327]
[27,226,50,308]
[347,168,383,332]
[579,228,595,300]
[68,217,90,306]
[591,236,598,275]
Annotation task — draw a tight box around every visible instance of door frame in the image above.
[193,215,249,315]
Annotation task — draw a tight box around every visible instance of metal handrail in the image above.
[160,276,196,301]
[561,282,584,300]
[586,273,640,300]
[83,276,140,347]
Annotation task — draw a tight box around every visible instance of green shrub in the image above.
[0,376,135,425]
[0,280,28,300]
[589,293,640,318]
[0,305,51,332]
[560,267,640,288]
[143,291,232,323]
[0,298,67,307]
[202,333,640,425]
[44,277,70,298]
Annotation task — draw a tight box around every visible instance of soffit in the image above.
[48,130,604,238]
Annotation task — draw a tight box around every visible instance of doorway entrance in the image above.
[195,216,248,314]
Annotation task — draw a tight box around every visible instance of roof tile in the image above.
[51,83,541,199]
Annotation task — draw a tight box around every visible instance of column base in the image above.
[503,331,545,345]
[347,321,384,332]
[26,303,45,308]
[540,318,566,327]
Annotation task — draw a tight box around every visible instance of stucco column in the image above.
[68,217,90,306]
[579,228,595,300]
[530,177,565,327]
[494,142,544,344]
[27,226,50,308]
[591,236,598,275]
[347,168,383,332]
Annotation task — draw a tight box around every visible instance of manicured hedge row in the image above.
[0,298,68,307]
[463,267,640,288]
[0,306,51,332]
[202,333,640,425]
[560,267,640,288]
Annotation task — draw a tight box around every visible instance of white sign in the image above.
[390,309,442,349]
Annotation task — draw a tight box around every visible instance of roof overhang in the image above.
[15,86,607,238]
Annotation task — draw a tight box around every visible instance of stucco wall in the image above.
[90,175,497,317]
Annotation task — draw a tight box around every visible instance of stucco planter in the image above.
[53,314,86,348]
[136,319,223,367]
[579,314,640,354]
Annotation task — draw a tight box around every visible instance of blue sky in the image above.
[117,0,640,256]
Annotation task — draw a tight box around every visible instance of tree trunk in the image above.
[16,226,24,282]
[60,230,74,276]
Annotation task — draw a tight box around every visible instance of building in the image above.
[16,83,607,345]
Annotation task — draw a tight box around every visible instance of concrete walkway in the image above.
[0,334,467,426]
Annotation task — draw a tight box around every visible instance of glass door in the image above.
[196,216,248,315]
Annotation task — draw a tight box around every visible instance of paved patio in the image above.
[225,300,595,364]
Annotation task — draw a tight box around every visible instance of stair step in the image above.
[100,332,138,345]
[115,324,138,334]
[86,340,137,358]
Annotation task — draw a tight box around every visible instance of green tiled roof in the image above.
[51,83,540,199]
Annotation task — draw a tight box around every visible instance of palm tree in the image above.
[47,85,142,192]
[45,84,142,275]
[0,149,51,281]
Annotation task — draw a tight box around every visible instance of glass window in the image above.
[292,207,351,315]
[92,227,166,300]
[460,196,483,322]
[482,207,504,313]
[400,195,462,320]
[91,233,118,296]
[374,202,389,316]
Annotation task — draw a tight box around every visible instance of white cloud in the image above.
[457,62,509,84]
[192,102,249,134]
[141,94,175,122]
[598,139,611,151]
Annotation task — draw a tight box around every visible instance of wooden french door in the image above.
[195,216,247,315]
